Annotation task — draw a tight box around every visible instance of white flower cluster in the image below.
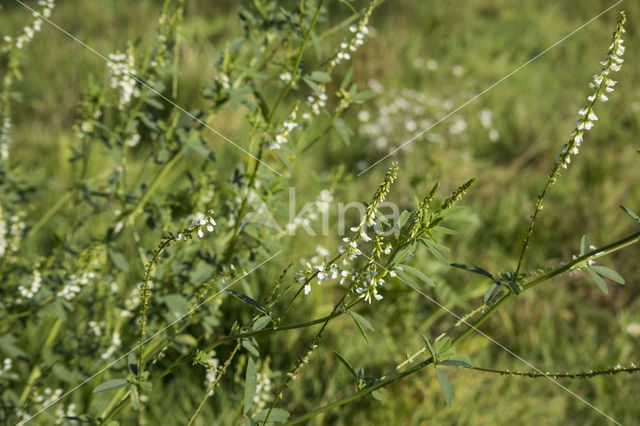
[358,85,487,154]
[88,320,104,336]
[328,5,373,70]
[479,109,500,142]
[270,107,298,150]
[176,210,216,240]
[1,358,12,376]
[2,1,54,51]
[106,51,139,109]
[0,117,11,162]
[17,270,42,301]
[303,89,328,120]
[0,210,26,262]
[33,387,63,406]
[557,17,625,170]
[285,190,333,234]
[253,371,273,411]
[58,271,96,301]
[54,402,77,425]
[215,73,231,90]
[204,352,220,396]
[100,331,122,360]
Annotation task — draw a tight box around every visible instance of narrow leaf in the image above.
[253,316,272,331]
[226,290,270,316]
[484,282,501,304]
[350,311,374,343]
[93,379,129,393]
[397,210,411,228]
[580,235,590,256]
[451,263,494,280]
[590,265,625,284]
[400,264,435,287]
[334,352,358,379]
[243,358,257,414]
[620,205,640,224]
[242,339,260,357]
[253,408,290,422]
[435,367,453,408]
[308,71,331,83]
[422,335,436,361]
[129,384,140,410]
[440,354,472,368]
[421,239,449,265]
[371,390,383,400]
[586,267,608,294]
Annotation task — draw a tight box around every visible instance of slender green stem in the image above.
[465,364,640,379]
[267,0,325,124]
[187,343,241,426]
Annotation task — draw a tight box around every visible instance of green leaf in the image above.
[244,358,257,414]
[395,268,419,289]
[144,97,164,110]
[590,265,625,284]
[484,282,501,305]
[334,351,358,379]
[108,249,129,272]
[435,367,453,408]
[127,353,138,377]
[400,264,435,287]
[340,67,354,90]
[451,263,494,280]
[302,76,324,95]
[422,335,436,361]
[586,267,608,294]
[371,390,383,400]
[308,71,331,83]
[439,354,472,368]
[349,311,374,343]
[139,381,152,392]
[226,290,270,316]
[253,408,290,422]
[242,339,260,357]
[253,316,272,331]
[93,379,129,393]
[435,337,452,356]
[580,235,590,256]
[420,238,449,265]
[620,205,640,224]
[397,210,411,228]
[338,0,357,13]
[130,384,140,410]
[433,225,458,235]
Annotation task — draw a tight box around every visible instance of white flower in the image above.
[627,322,640,337]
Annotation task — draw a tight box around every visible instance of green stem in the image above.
[465,364,640,379]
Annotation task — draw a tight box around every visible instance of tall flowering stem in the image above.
[513,11,626,281]
[262,163,398,423]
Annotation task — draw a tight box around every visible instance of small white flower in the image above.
[627,322,640,337]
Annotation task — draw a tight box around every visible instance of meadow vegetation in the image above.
[1,0,639,424]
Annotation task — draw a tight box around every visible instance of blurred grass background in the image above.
[2,0,640,424]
